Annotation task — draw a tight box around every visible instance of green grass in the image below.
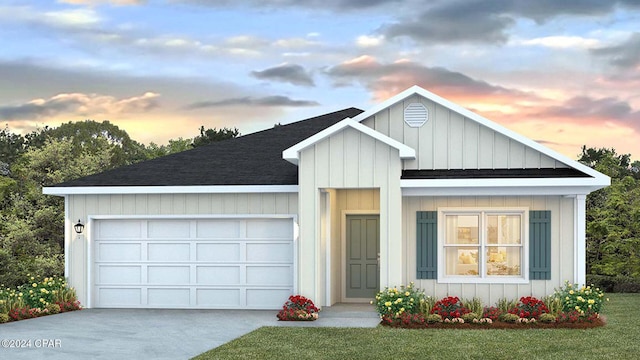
[193,293,640,360]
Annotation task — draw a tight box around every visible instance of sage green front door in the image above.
[346,215,380,299]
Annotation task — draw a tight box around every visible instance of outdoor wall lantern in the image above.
[74,219,85,234]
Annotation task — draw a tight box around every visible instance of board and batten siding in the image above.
[361,95,568,170]
[298,126,402,304]
[66,193,298,306]
[403,195,574,304]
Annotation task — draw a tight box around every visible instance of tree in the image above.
[580,146,640,277]
[192,126,239,147]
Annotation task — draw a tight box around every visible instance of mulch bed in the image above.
[381,317,606,330]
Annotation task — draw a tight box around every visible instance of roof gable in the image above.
[282,118,416,165]
[352,85,609,185]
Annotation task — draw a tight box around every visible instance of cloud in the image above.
[185,96,319,109]
[0,5,102,30]
[58,0,145,5]
[0,92,160,120]
[591,32,640,68]
[325,55,535,102]
[381,0,640,44]
[533,96,640,128]
[251,64,315,87]
[356,35,384,48]
[516,35,601,49]
[174,0,403,10]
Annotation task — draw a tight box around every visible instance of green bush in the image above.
[19,275,71,309]
[373,283,425,318]
[45,303,61,315]
[501,313,519,323]
[539,313,556,323]
[586,274,617,292]
[541,295,563,315]
[419,296,436,314]
[554,281,606,315]
[461,312,480,323]
[462,298,484,315]
[496,298,518,314]
[425,313,443,324]
[585,275,640,293]
[0,313,9,323]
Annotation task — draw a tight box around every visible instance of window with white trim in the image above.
[440,209,527,282]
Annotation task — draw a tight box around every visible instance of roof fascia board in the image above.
[401,177,609,189]
[351,85,610,184]
[43,185,299,196]
[283,117,415,164]
[402,186,598,197]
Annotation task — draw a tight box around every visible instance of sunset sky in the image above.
[1,0,639,160]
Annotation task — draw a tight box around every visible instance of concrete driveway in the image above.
[0,305,379,360]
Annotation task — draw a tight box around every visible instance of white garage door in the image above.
[91,217,294,309]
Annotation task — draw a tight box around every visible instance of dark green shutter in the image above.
[529,210,551,280]
[417,211,437,279]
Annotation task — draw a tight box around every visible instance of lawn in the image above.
[193,293,640,360]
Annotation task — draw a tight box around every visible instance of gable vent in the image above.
[404,103,428,127]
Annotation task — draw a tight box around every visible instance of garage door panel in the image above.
[196,243,240,262]
[147,266,190,284]
[246,219,292,239]
[98,266,141,284]
[97,243,141,261]
[148,243,191,261]
[98,220,142,239]
[246,266,292,286]
[148,220,191,239]
[98,288,142,307]
[148,288,190,306]
[246,243,292,262]
[246,289,291,308]
[196,266,240,285]
[196,220,241,238]
[93,217,293,309]
[197,289,241,307]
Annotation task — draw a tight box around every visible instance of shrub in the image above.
[541,295,563,315]
[277,295,319,321]
[482,306,502,322]
[45,303,61,315]
[425,313,443,324]
[586,274,617,292]
[462,297,484,315]
[539,313,557,323]
[508,296,549,319]
[8,307,42,321]
[0,313,9,323]
[419,295,436,315]
[554,281,606,315]
[556,310,599,323]
[373,283,425,319]
[381,312,427,327]
[17,275,75,310]
[501,313,519,323]
[496,298,518,314]
[56,300,82,313]
[431,296,470,320]
[461,312,480,323]
[613,281,640,293]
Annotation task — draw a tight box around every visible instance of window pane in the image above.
[445,215,479,244]
[487,215,521,244]
[445,247,479,276]
[486,247,521,276]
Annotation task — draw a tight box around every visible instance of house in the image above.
[43,86,610,310]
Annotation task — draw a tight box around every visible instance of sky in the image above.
[1,0,639,160]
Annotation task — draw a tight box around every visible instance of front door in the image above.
[346,215,380,299]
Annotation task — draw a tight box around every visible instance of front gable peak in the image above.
[283,118,416,165]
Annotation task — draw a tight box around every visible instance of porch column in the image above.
[574,194,586,285]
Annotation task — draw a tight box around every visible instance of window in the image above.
[439,209,527,283]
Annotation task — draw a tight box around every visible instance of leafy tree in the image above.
[580,146,640,277]
[192,126,239,147]
[144,138,194,159]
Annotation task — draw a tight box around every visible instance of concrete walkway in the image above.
[0,304,379,360]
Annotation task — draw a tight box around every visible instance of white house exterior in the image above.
[44,86,610,309]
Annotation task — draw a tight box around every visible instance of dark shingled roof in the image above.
[53,108,364,187]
